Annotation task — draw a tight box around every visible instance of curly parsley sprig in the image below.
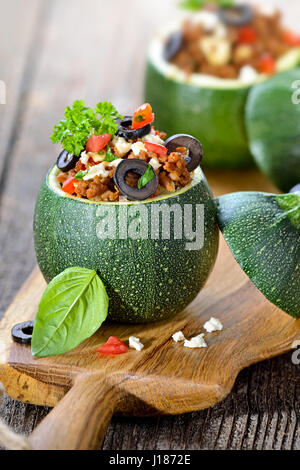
[179,0,234,11]
[51,100,123,155]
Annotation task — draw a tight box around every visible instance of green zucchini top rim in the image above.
[48,164,204,206]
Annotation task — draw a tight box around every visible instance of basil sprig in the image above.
[179,0,234,10]
[138,164,156,189]
[31,267,109,357]
[74,169,89,180]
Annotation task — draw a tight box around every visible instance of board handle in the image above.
[28,375,123,450]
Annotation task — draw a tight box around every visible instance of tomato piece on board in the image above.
[62,176,77,194]
[86,134,111,153]
[132,103,155,130]
[258,54,276,75]
[283,31,300,47]
[144,141,168,156]
[97,336,128,355]
[237,26,257,44]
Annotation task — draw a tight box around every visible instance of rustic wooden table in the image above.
[0,0,299,450]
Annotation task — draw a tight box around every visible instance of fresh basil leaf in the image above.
[74,169,88,180]
[103,146,119,162]
[31,267,109,357]
[137,164,155,189]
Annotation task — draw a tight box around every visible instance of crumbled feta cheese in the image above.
[191,11,219,32]
[184,334,207,349]
[239,65,259,83]
[200,37,231,67]
[143,133,165,145]
[83,159,122,181]
[203,317,223,333]
[80,151,89,166]
[131,141,147,156]
[112,136,132,157]
[149,157,161,171]
[260,4,276,16]
[129,336,144,351]
[172,331,185,342]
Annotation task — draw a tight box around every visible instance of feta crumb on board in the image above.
[129,336,144,351]
[172,331,185,342]
[184,334,207,349]
[112,136,132,157]
[203,317,223,333]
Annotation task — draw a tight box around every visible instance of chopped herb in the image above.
[74,169,89,180]
[51,100,123,155]
[103,146,119,162]
[137,164,156,189]
[179,0,234,10]
[134,114,146,123]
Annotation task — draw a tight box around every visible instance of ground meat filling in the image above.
[170,8,295,79]
[57,130,192,202]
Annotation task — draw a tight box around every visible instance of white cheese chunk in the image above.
[129,336,144,351]
[131,141,147,156]
[80,151,89,166]
[83,159,122,181]
[143,132,165,145]
[184,334,207,349]
[203,317,223,333]
[172,331,185,342]
[112,136,132,157]
[239,65,259,84]
[149,157,161,171]
[200,37,231,67]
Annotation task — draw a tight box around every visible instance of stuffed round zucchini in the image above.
[34,101,219,323]
[145,2,300,169]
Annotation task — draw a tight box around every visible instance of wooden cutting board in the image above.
[0,169,299,450]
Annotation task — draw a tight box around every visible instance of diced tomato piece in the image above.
[62,176,77,194]
[132,103,155,130]
[283,31,300,47]
[237,26,257,44]
[97,336,128,355]
[259,54,276,75]
[86,134,111,153]
[144,141,168,156]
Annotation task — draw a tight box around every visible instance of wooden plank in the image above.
[0,0,45,186]
[0,0,299,450]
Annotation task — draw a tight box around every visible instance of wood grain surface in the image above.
[0,0,299,450]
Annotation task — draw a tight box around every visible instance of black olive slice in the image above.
[163,31,183,62]
[218,4,254,27]
[165,134,203,172]
[290,184,300,193]
[11,321,34,345]
[57,150,79,172]
[117,117,151,140]
[113,159,158,201]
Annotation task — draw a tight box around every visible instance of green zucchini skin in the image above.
[246,69,300,192]
[34,166,219,323]
[145,61,253,169]
[216,191,300,318]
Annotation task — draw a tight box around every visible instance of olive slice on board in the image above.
[113,159,158,201]
[218,4,254,27]
[11,321,34,345]
[117,117,151,140]
[57,150,79,172]
[290,184,300,193]
[163,31,183,62]
[165,134,203,172]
